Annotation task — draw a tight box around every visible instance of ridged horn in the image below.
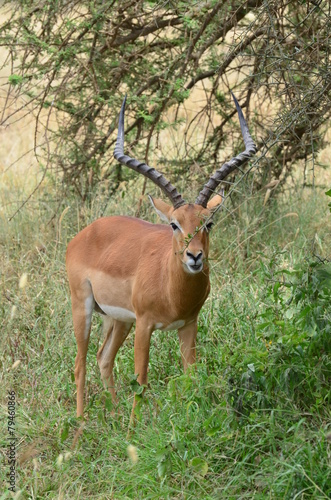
[195,92,257,208]
[114,96,186,209]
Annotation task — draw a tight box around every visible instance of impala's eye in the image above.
[205,222,214,232]
[170,222,179,231]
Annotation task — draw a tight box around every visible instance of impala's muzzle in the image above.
[184,249,204,274]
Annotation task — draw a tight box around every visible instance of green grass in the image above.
[0,183,330,499]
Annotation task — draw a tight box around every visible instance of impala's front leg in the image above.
[178,320,198,371]
[130,319,153,423]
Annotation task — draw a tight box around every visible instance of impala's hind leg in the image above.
[97,318,133,404]
[71,285,94,418]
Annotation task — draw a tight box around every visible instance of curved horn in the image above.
[195,92,257,208]
[114,96,185,209]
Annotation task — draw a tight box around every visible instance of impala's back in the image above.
[66,215,171,321]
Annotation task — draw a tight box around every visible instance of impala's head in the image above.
[148,195,223,274]
[114,94,257,274]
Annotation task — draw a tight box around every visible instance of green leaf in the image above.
[167,378,176,401]
[135,384,145,395]
[189,457,208,476]
[102,390,113,411]
[273,281,281,298]
[129,374,141,392]
[157,459,170,478]
[285,308,295,319]
[137,110,153,123]
[9,74,23,86]
[157,448,172,478]
[60,421,69,442]
[256,322,271,331]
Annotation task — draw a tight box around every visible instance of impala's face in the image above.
[149,197,222,275]
[170,204,212,274]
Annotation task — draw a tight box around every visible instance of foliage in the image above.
[326,189,331,213]
[1,183,330,498]
[0,0,330,202]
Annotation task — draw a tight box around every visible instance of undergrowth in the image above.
[0,184,330,499]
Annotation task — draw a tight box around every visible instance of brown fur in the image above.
[66,197,222,418]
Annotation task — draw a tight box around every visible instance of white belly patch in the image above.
[155,320,185,331]
[98,304,136,323]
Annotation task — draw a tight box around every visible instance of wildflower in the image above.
[19,273,28,289]
[127,444,138,464]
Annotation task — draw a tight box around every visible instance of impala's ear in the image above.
[207,194,224,211]
[148,195,173,222]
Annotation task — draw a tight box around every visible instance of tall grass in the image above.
[0,181,330,499]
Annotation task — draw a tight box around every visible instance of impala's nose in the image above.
[186,250,202,262]
[185,250,203,273]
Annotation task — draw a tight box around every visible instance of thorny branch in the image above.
[0,0,329,210]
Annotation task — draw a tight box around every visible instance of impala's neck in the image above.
[164,243,210,318]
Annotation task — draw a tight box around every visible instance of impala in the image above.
[66,94,256,418]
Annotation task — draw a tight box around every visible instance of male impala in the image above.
[66,94,256,418]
